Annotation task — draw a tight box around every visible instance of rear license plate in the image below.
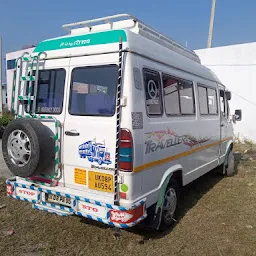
[88,171,114,193]
[46,194,71,206]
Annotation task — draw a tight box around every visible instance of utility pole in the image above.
[0,37,3,116]
[207,0,216,48]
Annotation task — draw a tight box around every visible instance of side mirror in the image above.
[233,109,242,122]
[225,91,232,101]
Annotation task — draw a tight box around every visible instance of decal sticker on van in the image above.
[145,129,210,154]
[78,139,112,165]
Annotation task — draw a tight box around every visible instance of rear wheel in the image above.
[159,179,179,230]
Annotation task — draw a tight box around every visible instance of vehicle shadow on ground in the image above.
[131,154,243,241]
[129,167,224,241]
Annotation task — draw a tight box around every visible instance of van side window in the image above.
[198,84,218,115]
[207,88,218,114]
[198,86,208,114]
[219,90,226,117]
[162,74,194,115]
[225,93,230,117]
[143,69,162,116]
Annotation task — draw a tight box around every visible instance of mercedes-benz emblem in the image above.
[147,80,158,99]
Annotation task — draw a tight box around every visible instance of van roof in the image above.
[33,14,222,85]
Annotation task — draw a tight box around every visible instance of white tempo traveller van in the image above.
[3,14,242,230]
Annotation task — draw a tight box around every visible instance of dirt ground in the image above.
[1,143,256,256]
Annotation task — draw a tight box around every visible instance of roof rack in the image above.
[62,14,136,31]
[62,14,200,63]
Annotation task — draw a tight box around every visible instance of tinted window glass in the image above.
[179,81,194,114]
[220,90,226,117]
[163,74,194,115]
[198,85,218,115]
[163,76,180,115]
[69,65,118,116]
[198,86,208,114]
[143,70,162,116]
[36,69,65,114]
[208,88,218,114]
[26,69,66,114]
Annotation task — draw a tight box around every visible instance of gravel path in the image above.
[0,140,11,178]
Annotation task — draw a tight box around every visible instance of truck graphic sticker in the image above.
[78,139,112,165]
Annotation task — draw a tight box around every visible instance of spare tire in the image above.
[2,118,55,178]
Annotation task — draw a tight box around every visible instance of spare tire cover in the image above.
[2,118,55,178]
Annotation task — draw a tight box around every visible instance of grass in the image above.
[0,144,256,256]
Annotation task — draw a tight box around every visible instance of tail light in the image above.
[119,129,133,172]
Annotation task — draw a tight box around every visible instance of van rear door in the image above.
[63,56,119,203]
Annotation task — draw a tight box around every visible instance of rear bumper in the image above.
[6,177,147,228]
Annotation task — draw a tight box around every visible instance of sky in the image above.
[1,0,256,81]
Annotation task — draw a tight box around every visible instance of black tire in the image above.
[225,149,236,177]
[158,179,179,231]
[2,119,55,178]
[0,126,5,139]
[139,178,179,231]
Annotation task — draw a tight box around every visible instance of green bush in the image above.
[0,109,13,127]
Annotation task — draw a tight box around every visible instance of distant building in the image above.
[196,42,256,141]
[6,47,35,110]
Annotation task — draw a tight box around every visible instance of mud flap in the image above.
[145,174,172,230]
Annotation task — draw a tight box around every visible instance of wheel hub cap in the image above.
[7,130,31,167]
[163,187,177,222]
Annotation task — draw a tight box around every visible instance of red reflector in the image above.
[7,184,12,195]
[119,192,127,199]
[110,205,144,224]
[119,161,132,171]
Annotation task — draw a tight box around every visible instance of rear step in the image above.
[32,204,74,217]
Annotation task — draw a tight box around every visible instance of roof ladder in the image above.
[12,52,62,187]
[12,52,46,116]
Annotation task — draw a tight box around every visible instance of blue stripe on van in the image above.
[119,156,132,162]
[120,148,132,155]
[119,148,132,162]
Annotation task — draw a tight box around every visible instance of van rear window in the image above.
[26,69,66,114]
[69,65,118,116]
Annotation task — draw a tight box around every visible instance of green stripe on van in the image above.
[33,30,127,52]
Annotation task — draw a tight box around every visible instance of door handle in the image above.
[220,124,225,127]
[65,130,80,136]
